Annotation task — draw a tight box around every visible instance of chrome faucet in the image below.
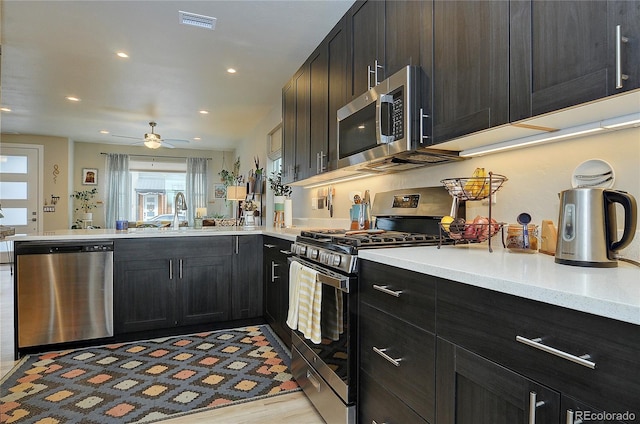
[173,192,187,228]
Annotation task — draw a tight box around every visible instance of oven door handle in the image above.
[288,257,351,293]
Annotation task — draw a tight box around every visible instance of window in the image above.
[129,158,186,222]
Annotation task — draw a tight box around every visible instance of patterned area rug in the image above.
[0,325,298,423]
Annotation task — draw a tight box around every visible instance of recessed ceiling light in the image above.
[116,52,129,58]
[100,130,110,134]
[0,107,11,112]
[66,96,81,102]
[227,68,237,74]
[199,110,209,115]
[193,137,201,141]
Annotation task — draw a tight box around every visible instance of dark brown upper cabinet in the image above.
[281,66,309,183]
[346,1,423,101]
[432,0,510,144]
[510,0,640,121]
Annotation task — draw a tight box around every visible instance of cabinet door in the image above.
[307,45,328,179]
[384,0,422,77]
[263,237,291,347]
[263,241,281,328]
[114,258,175,333]
[232,235,263,320]
[432,0,510,143]
[327,18,347,172]
[282,77,296,183]
[282,67,309,183]
[179,255,231,326]
[346,0,385,99]
[436,338,560,424]
[511,1,640,120]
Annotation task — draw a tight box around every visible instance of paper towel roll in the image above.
[284,199,293,228]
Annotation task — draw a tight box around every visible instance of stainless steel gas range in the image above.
[288,187,461,423]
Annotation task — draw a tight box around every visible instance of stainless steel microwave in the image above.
[337,66,421,168]
[336,66,463,173]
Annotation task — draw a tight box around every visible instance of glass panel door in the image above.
[0,146,40,235]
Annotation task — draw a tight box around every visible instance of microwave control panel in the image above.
[391,92,404,141]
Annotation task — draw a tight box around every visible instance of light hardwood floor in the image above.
[0,264,324,423]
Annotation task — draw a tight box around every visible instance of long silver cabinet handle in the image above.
[169,259,173,280]
[516,336,596,369]
[373,346,401,367]
[271,261,279,282]
[566,409,583,424]
[616,25,629,89]
[419,108,430,144]
[367,65,374,90]
[372,284,402,298]
[529,391,546,424]
[374,59,383,86]
[179,259,183,279]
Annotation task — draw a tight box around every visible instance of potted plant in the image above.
[268,171,292,212]
[71,187,98,223]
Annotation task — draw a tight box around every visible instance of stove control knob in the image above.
[332,255,341,267]
[310,249,319,259]
[299,245,307,255]
[324,253,332,265]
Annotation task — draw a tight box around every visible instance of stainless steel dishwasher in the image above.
[16,240,114,348]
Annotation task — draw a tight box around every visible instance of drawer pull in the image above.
[516,336,596,369]
[279,250,292,255]
[306,369,321,393]
[264,244,276,248]
[373,346,401,367]
[528,391,546,424]
[566,409,583,424]
[372,284,402,298]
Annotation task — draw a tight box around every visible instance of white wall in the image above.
[238,104,640,260]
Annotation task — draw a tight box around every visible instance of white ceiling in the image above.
[0,0,354,151]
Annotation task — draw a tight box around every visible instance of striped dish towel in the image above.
[286,261,322,343]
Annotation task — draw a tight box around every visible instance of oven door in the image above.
[288,257,357,405]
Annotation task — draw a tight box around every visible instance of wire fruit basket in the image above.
[440,173,508,201]
[439,171,508,252]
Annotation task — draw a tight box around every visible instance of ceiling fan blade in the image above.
[111,134,141,140]
[163,138,190,144]
[129,141,144,146]
[162,142,177,149]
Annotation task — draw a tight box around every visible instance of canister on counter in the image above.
[506,224,538,252]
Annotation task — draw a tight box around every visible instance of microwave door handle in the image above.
[378,94,394,144]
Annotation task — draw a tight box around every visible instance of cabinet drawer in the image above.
[359,370,429,424]
[360,260,436,333]
[360,302,435,422]
[115,237,233,260]
[437,280,640,415]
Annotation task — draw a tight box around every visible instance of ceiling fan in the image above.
[111,122,190,149]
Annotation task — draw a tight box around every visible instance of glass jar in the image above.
[506,224,538,252]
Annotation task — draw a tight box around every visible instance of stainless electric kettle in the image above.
[555,188,637,267]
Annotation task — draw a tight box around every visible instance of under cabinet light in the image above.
[600,112,640,129]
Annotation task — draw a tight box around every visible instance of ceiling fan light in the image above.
[144,138,161,149]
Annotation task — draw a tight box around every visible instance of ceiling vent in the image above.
[179,11,216,30]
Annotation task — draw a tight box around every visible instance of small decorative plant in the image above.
[242,199,258,213]
[71,187,98,213]
[268,171,292,197]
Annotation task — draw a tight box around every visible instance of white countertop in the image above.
[9,226,304,242]
[359,244,640,325]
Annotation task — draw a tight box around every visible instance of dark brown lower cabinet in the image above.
[115,236,261,335]
[436,337,560,424]
[263,236,292,347]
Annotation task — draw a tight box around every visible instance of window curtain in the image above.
[104,153,130,229]
[186,157,208,226]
